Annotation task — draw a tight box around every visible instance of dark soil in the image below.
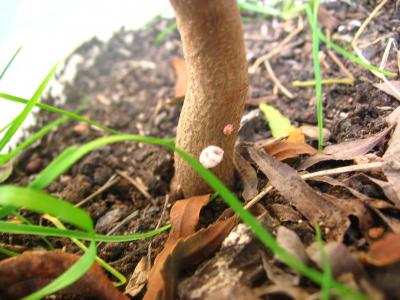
[1,1,400,299]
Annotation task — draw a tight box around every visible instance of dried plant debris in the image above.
[374,81,400,102]
[144,195,235,300]
[125,256,150,297]
[363,233,400,267]
[300,126,393,170]
[234,147,258,201]
[249,147,355,239]
[170,57,187,100]
[0,250,128,300]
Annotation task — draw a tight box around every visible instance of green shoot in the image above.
[309,0,324,150]
[0,93,119,134]
[155,22,177,46]
[0,115,68,165]
[316,225,332,300]
[0,64,58,152]
[0,46,22,81]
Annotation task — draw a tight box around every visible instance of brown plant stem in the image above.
[170,0,248,196]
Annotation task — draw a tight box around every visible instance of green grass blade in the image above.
[0,46,22,81]
[316,225,332,300]
[22,241,96,300]
[0,93,119,134]
[29,134,174,190]
[155,22,177,46]
[0,119,13,135]
[238,2,282,17]
[45,215,126,286]
[0,206,14,219]
[0,184,96,299]
[309,0,324,150]
[0,64,58,152]
[27,134,366,299]
[0,246,19,257]
[0,221,171,242]
[0,115,68,165]
[0,185,92,232]
[304,4,396,78]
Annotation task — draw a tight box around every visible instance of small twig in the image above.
[75,174,119,208]
[243,161,384,209]
[325,32,354,81]
[264,60,294,99]
[96,210,139,248]
[249,17,304,74]
[292,78,354,87]
[379,37,395,70]
[147,195,169,266]
[301,161,384,179]
[116,170,151,200]
[351,0,389,46]
[244,185,273,210]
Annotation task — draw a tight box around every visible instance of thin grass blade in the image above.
[0,46,22,81]
[0,64,58,152]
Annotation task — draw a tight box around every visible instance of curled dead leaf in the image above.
[0,250,128,300]
[171,57,187,99]
[300,126,393,169]
[364,234,400,267]
[144,194,236,300]
[234,148,258,201]
[125,256,150,297]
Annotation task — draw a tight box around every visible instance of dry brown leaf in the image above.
[300,126,393,169]
[0,250,128,300]
[125,256,150,297]
[256,284,310,300]
[364,233,400,266]
[300,125,331,141]
[318,5,340,32]
[260,252,300,286]
[249,147,348,239]
[374,81,400,101]
[234,149,258,201]
[170,57,187,99]
[382,117,400,208]
[307,242,365,278]
[276,226,308,265]
[144,194,235,300]
[263,129,317,161]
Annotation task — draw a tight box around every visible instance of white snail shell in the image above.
[199,145,224,169]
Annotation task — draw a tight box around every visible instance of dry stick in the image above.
[116,170,151,200]
[147,195,169,267]
[75,174,119,208]
[244,161,384,210]
[96,210,139,248]
[379,37,395,70]
[264,60,295,99]
[325,31,354,81]
[249,17,304,74]
[351,0,400,101]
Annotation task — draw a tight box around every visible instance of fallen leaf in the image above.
[125,256,150,297]
[307,242,365,278]
[260,252,300,286]
[382,118,400,208]
[170,57,187,99]
[300,126,393,169]
[318,6,340,32]
[259,103,293,138]
[364,234,400,266]
[0,250,128,300]
[364,175,400,207]
[249,147,348,239]
[300,125,331,141]
[263,138,317,161]
[144,195,236,300]
[374,81,400,101]
[255,284,310,300]
[234,149,258,201]
[386,106,400,126]
[269,204,303,223]
[276,226,308,266]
